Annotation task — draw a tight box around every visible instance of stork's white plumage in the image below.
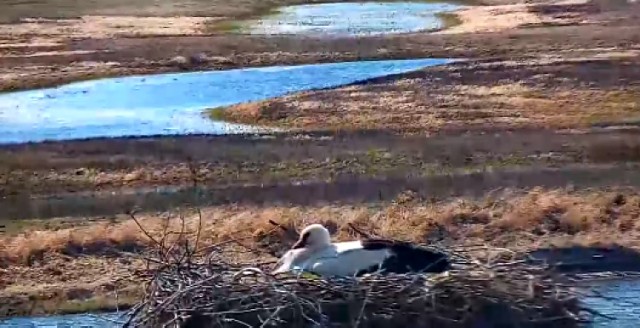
[272,224,450,277]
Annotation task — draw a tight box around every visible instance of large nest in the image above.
[123,247,597,328]
[120,211,599,328]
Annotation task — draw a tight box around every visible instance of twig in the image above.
[259,306,285,328]
[124,219,598,328]
[127,210,173,262]
[268,220,300,240]
[347,223,374,239]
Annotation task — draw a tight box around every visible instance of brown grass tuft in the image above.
[2,188,640,267]
[213,59,640,132]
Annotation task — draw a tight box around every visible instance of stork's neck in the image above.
[293,243,332,266]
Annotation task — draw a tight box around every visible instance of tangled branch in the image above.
[124,240,598,328]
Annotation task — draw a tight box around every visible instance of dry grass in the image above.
[0,16,219,38]
[0,222,148,265]
[2,188,640,267]
[214,58,640,131]
[1,187,639,317]
[3,128,640,201]
[0,255,145,317]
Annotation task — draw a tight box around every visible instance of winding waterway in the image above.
[0,58,452,144]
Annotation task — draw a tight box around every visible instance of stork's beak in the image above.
[272,255,291,275]
[271,265,288,275]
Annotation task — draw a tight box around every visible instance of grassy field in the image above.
[1,0,640,319]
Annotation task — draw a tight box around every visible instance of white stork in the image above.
[272,223,450,277]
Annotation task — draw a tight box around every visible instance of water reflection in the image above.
[245,2,462,36]
[584,279,640,327]
[0,312,124,327]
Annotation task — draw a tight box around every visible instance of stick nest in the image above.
[124,248,595,328]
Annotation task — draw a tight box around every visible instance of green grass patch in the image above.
[434,11,463,31]
[208,20,247,33]
[205,6,282,33]
[207,106,231,121]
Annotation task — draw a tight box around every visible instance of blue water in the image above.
[1,280,638,327]
[0,58,451,144]
[0,313,124,327]
[244,2,462,36]
[583,279,640,327]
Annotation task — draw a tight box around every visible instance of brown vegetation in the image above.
[215,57,640,131]
[2,188,640,267]
[2,187,640,317]
[2,0,640,320]
[3,127,640,198]
[0,0,483,24]
[1,0,639,91]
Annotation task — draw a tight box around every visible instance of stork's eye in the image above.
[292,232,310,249]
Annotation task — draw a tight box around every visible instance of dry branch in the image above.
[124,243,598,328]
[123,166,600,328]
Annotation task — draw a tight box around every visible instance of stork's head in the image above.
[292,224,331,250]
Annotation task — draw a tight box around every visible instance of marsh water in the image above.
[0,58,452,144]
[243,2,462,36]
[582,279,640,327]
